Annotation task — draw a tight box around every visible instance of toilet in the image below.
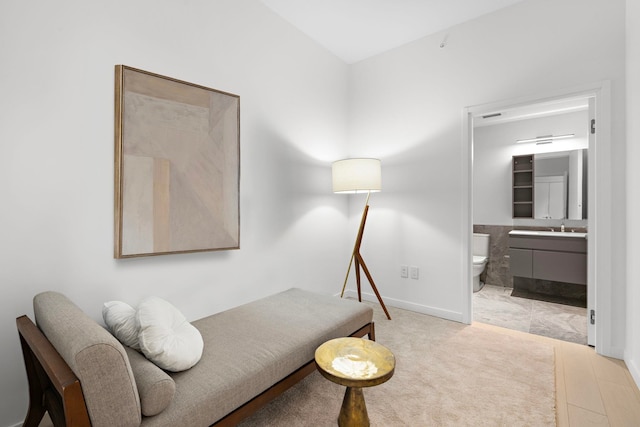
[472,233,490,292]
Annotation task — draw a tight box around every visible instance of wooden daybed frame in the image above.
[16,315,375,427]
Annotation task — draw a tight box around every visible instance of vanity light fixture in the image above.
[516,133,575,144]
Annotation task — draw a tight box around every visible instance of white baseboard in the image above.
[341,290,464,323]
[606,346,625,360]
[625,352,640,390]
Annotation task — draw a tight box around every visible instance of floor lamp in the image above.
[332,158,391,320]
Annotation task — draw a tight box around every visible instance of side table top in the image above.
[315,337,395,388]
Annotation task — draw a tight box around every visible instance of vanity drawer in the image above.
[509,236,586,253]
[532,250,587,285]
[509,248,533,278]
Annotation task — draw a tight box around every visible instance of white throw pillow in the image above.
[137,296,204,372]
[102,301,140,350]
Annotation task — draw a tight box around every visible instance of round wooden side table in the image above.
[315,337,395,427]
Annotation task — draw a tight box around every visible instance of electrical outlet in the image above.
[400,265,409,278]
[410,266,419,279]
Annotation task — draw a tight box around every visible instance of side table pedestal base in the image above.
[339,386,369,427]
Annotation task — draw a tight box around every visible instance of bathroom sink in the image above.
[508,230,587,239]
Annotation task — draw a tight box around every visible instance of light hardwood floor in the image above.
[475,322,640,426]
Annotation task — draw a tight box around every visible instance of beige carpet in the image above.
[239,302,556,426]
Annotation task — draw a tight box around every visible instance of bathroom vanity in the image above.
[508,230,587,285]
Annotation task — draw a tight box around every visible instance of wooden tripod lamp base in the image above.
[340,203,391,320]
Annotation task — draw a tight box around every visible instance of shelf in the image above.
[512,154,534,218]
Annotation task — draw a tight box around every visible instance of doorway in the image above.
[462,82,612,354]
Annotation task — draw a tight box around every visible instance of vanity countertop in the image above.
[509,230,587,239]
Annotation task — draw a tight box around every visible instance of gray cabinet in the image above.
[532,250,586,284]
[509,248,533,278]
[508,233,587,285]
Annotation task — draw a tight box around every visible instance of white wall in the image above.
[347,0,626,350]
[0,1,350,425]
[626,0,640,387]
[474,111,589,225]
[1,1,636,424]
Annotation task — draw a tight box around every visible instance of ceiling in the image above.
[260,0,526,63]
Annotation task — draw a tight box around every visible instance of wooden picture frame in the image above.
[114,65,240,258]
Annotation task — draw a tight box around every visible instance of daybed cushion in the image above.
[103,300,140,350]
[140,288,373,426]
[34,291,142,427]
[137,296,204,372]
[125,347,176,416]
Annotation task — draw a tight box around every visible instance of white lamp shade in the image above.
[332,158,382,193]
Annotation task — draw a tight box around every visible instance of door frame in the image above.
[461,81,612,356]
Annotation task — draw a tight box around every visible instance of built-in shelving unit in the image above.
[512,154,534,218]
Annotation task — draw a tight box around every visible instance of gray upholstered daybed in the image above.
[16,288,374,427]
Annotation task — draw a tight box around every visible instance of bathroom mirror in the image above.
[534,149,587,220]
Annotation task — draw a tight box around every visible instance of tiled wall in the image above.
[512,277,586,303]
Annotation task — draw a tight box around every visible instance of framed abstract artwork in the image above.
[114,65,240,258]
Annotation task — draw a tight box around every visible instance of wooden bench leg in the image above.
[20,334,47,427]
[23,404,46,427]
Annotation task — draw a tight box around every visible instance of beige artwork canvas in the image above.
[114,65,240,258]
